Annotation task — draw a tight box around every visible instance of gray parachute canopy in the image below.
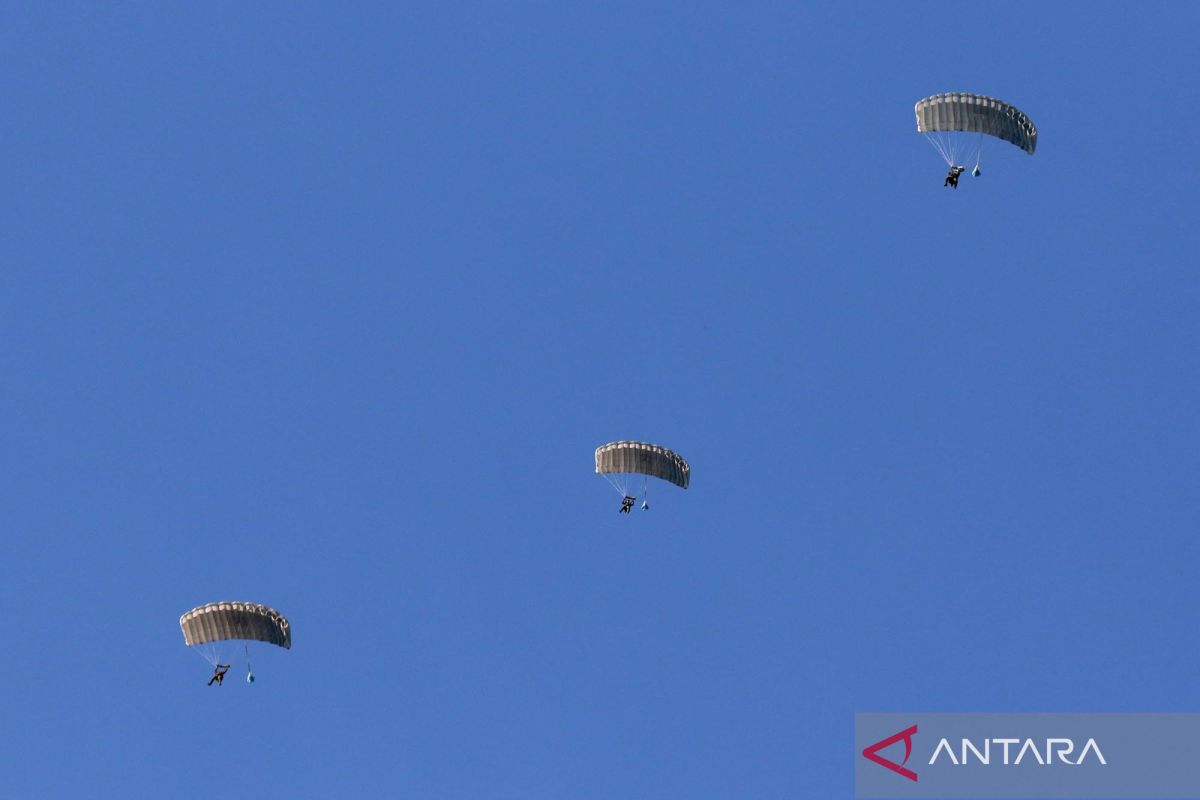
[180,601,291,649]
[914,93,1037,154]
[595,441,690,489]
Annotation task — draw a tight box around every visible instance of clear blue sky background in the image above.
[3,2,1198,797]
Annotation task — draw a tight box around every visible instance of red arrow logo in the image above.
[862,724,918,782]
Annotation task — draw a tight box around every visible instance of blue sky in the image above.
[2,2,1198,797]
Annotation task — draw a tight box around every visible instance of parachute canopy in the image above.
[180,601,291,650]
[915,93,1037,154]
[595,441,690,489]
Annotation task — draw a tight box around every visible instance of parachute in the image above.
[595,440,689,510]
[180,601,290,681]
[915,93,1037,173]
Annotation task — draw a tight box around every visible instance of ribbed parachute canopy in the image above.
[595,441,690,489]
[914,92,1037,155]
[179,601,291,650]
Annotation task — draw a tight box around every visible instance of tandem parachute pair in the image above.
[915,92,1037,183]
[180,601,290,685]
[595,440,689,514]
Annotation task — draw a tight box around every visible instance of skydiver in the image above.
[944,165,965,189]
[620,496,636,513]
[208,663,231,686]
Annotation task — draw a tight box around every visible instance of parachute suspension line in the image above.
[972,132,984,171]
[602,472,627,498]
[924,133,954,167]
[191,643,218,668]
[924,134,944,165]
